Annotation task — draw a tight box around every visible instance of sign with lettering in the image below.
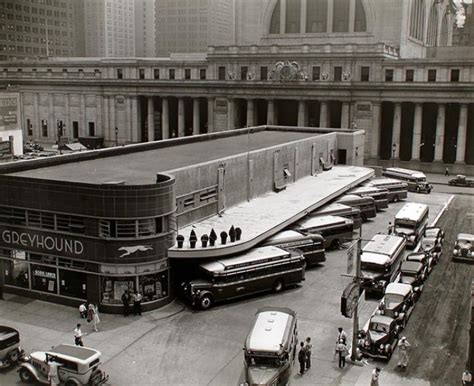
[33,269,56,280]
[0,95,18,129]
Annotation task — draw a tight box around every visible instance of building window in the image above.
[59,269,87,299]
[260,66,268,81]
[139,271,169,302]
[88,122,95,137]
[334,66,342,81]
[199,68,206,80]
[312,66,320,81]
[405,69,414,82]
[41,119,48,137]
[99,217,167,239]
[218,66,226,80]
[360,66,370,81]
[385,69,394,82]
[117,68,123,79]
[31,264,57,294]
[428,69,436,82]
[26,118,33,136]
[72,121,79,138]
[450,69,460,82]
[169,68,175,79]
[153,68,160,79]
[184,68,191,80]
[241,66,248,80]
[139,68,145,79]
[3,251,29,289]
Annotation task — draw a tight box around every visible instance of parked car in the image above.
[406,251,435,275]
[18,344,108,385]
[421,237,442,262]
[358,315,400,360]
[448,175,474,187]
[0,326,25,369]
[398,261,426,299]
[424,227,445,244]
[378,283,416,328]
[453,233,474,263]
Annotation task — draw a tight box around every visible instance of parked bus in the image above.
[262,230,325,266]
[180,246,305,309]
[243,307,298,386]
[349,186,389,211]
[393,202,429,249]
[312,203,362,230]
[335,194,377,221]
[293,215,354,249]
[360,234,407,296]
[382,167,432,194]
[366,178,408,203]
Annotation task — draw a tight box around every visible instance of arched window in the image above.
[426,2,438,46]
[439,11,449,46]
[307,0,327,33]
[333,0,350,32]
[409,0,426,41]
[354,0,367,32]
[286,0,301,33]
[270,0,281,34]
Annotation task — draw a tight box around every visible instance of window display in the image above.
[101,276,135,304]
[139,271,169,302]
[4,250,29,288]
[30,264,57,293]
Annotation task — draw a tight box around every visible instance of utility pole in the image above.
[351,236,362,361]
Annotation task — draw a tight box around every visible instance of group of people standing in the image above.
[121,289,143,317]
[297,337,312,375]
[79,302,100,331]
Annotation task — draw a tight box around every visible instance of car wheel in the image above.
[8,349,20,363]
[393,195,399,203]
[273,279,284,293]
[199,294,214,310]
[19,368,33,383]
[65,380,80,386]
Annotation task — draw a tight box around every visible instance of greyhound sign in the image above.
[118,245,153,258]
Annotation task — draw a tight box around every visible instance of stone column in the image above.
[227,98,235,130]
[434,103,445,162]
[193,98,200,135]
[370,102,381,158]
[319,101,328,128]
[280,0,286,34]
[178,98,185,137]
[49,94,54,140]
[348,0,356,32]
[131,96,139,142]
[297,100,306,127]
[96,95,102,137]
[109,97,116,142]
[65,94,71,139]
[147,97,155,142]
[207,97,214,133]
[392,102,402,159]
[456,103,468,163]
[162,97,169,139]
[300,0,307,33]
[80,93,86,137]
[103,96,109,141]
[33,93,40,141]
[341,102,350,128]
[267,99,275,125]
[246,99,254,127]
[411,103,423,160]
[327,0,334,33]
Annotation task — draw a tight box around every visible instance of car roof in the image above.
[401,261,423,272]
[406,252,426,261]
[458,233,474,241]
[370,315,394,325]
[385,282,412,296]
[48,344,101,364]
[0,326,19,341]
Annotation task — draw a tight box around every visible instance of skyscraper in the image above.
[134,0,156,57]
[84,0,135,57]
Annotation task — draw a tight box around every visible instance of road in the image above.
[0,191,471,385]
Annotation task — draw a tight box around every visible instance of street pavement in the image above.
[0,190,470,386]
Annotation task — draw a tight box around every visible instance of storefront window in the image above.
[4,250,29,288]
[59,269,87,299]
[101,276,135,304]
[139,271,169,302]
[30,264,57,294]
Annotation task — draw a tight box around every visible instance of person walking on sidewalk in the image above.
[370,367,381,386]
[336,339,347,368]
[397,336,411,369]
[304,337,312,370]
[87,304,100,332]
[298,341,306,375]
[337,327,347,345]
[445,167,449,177]
[133,291,143,316]
[74,324,84,346]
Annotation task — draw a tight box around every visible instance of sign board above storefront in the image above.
[0,93,19,131]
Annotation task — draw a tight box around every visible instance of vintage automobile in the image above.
[453,233,474,263]
[398,261,426,299]
[448,175,474,187]
[358,315,401,360]
[0,326,25,369]
[18,344,108,385]
[424,227,445,244]
[421,237,442,262]
[378,282,416,328]
[406,251,435,275]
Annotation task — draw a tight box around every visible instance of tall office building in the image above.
[84,0,135,57]
[453,3,474,45]
[135,0,156,57]
[0,0,85,61]
[155,0,235,56]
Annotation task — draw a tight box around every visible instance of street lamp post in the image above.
[391,143,397,167]
[115,127,118,147]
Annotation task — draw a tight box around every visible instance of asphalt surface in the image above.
[0,190,471,385]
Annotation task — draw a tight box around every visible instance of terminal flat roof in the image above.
[10,131,318,185]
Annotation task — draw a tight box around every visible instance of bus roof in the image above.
[395,203,428,222]
[368,178,408,187]
[265,230,305,243]
[385,167,426,179]
[336,194,374,203]
[350,186,387,195]
[295,215,353,230]
[246,309,295,353]
[200,246,290,273]
[313,203,359,216]
[362,234,405,257]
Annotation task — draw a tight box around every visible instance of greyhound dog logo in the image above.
[118,245,153,258]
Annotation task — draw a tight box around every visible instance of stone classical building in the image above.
[1,0,473,172]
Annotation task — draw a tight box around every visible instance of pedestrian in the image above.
[337,327,347,345]
[397,336,411,369]
[79,303,87,319]
[121,289,131,317]
[387,222,393,235]
[445,167,449,177]
[88,304,100,332]
[336,339,347,368]
[462,370,472,386]
[298,341,306,375]
[370,367,381,386]
[74,323,84,346]
[304,337,312,370]
[133,291,143,316]
[47,357,61,386]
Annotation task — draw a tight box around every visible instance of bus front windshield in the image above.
[361,262,386,273]
[246,355,284,368]
[395,219,416,230]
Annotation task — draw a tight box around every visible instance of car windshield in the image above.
[385,294,404,308]
[425,229,438,237]
[407,255,424,263]
[370,322,389,333]
[247,355,282,367]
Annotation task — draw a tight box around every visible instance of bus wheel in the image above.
[199,294,214,310]
[273,279,284,293]
[393,195,399,203]
[331,239,340,249]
